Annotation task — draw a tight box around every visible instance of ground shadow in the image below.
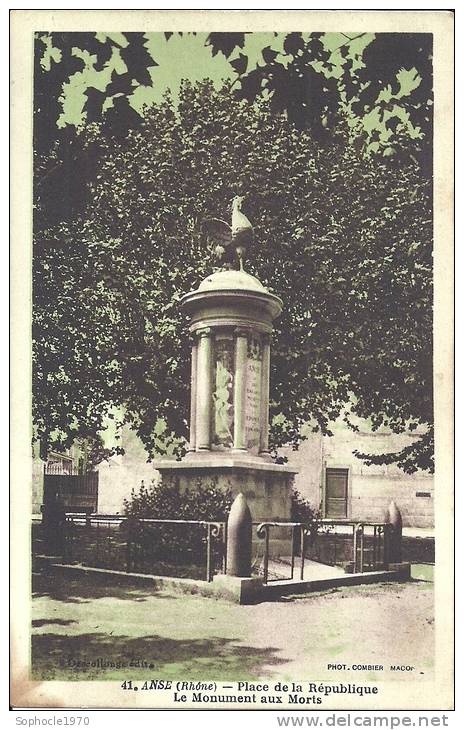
[32,570,177,604]
[32,618,78,628]
[269,580,420,603]
[31,631,287,682]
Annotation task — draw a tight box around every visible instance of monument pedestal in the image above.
[153,455,296,557]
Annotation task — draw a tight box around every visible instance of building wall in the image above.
[282,432,324,509]
[96,426,159,514]
[281,421,434,528]
[32,457,45,515]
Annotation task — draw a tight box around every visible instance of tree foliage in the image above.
[33,80,433,472]
[206,31,432,170]
[122,477,233,564]
[34,31,433,232]
[123,477,232,521]
[34,32,156,229]
[34,32,155,152]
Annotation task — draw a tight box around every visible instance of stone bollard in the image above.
[226,493,252,577]
[385,500,403,564]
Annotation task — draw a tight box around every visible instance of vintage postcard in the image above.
[10,9,454,711]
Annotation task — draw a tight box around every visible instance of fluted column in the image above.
[195,328,213,450]
[188,339,198,451]
[259,334,271,454]
[233,328,248,451]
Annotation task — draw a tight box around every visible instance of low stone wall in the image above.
[41,560,412,604]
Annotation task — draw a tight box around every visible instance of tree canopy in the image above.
[35,31,432,151]
[33,79,433,472]
[34,31,432,232]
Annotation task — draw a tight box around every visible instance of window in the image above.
[325,468,348,518]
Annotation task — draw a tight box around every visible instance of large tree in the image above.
[208,31,432,171]
[34,31,432,233]
[33,80,433,472]
[35,31,432,151]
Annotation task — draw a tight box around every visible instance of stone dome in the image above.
[181,267,283,325]
[197,269,268,294]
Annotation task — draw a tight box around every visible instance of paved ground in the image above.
[267,557,345,581]
[31,570,434,683]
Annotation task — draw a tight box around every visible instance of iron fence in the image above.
[317,520,392,573]
[255,521,313,583]
[61,513,227,582]
[45,463,79,475]
[41,512,393,586]
[255,519,392,584]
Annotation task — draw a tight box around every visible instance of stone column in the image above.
[233,329,248,451]
[259,334,271,454]
[188,339,198,451]
[196,328,213,450]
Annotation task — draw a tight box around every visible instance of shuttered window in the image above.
[325,468,348,518]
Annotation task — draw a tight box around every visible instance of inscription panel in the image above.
[245,336,262,452]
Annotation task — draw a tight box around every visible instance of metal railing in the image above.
[61,513,227,582]
[42,512,395,587]
[255,520,393,584]
[318,519,392,573]
[256,521,313,584]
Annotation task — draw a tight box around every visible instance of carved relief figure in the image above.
[212,340,234,447]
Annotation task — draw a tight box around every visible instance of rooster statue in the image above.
[201,196,253,270]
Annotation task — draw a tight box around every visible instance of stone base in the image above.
[343,561,411,578]
[153,455,297,556]
[387,561,411,578]
[212,574,264,603]
[46,562,412,605]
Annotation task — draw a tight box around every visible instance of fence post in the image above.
[359,525,365,573]
[226,493,252,577]
[386,501,402,564]
[206,523,212,582]
[43,495,66,555]
[299,526,305,580]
